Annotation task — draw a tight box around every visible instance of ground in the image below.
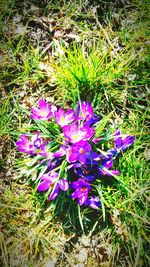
[0,1,149,267]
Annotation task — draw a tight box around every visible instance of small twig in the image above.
[41,41,53,55]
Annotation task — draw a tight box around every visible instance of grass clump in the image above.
[47,41,134,108]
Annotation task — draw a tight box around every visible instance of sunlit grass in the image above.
[0,182,67,266]
[0,0,149,266]
[46,40,135,108]
[100,112,150,266]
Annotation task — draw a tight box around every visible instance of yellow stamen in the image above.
[60,117,65,123]
[41,111,47,116]
[73,135,79,141]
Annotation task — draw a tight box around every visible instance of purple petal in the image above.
[38,99,47,110]
[31,108,42,116]
[51,105,57,115]
[55,108,75,126]
[102,160,113,169]
[71,189,82,199]
[121,136,135,151]
[71,181,80,190]
[16,135,35,154]
[90,151,100,161]
[67,141,92,163]
[68,151,80,163]
[30,99,52,120]
[109,170,120,176]
[53,146,66,158]
[38,148,50,157]
[63,123,95,143]
[71,178,91,193]
[55,108,65,124]
[19,134,28,141]
[87,113,99,126]
[63,123,78,140]
[71,178,91,190]
[58,179,69,191]
[114,130,121,137]
[78,194,88,205]
[99,167,120,176]
[45,112,53,119]
[104,148,116,159]
[49,184,59,200]
[85,197,101,209]
[78,153,87,164]
[114,131,135,151]
[41,172,58,182]
[114,130,122,148]
[76,101,93,121]
[92,137,103,144]
[37,181,50,191]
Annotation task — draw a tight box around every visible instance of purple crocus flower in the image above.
[30,99,55,120]
[16,132,44,154]
[63,123,95,144]
[76,101,93,121]
[16,132,52,158]
[71,178,91,205]
[99,160,120,176]
[76,101,100,126]
[66,140,100,164]
[16,134,35,154]
[54,108,75,127]
[33,131,51,155]
[37,171,69,200]
[66,141,91,164]
[85,196,101,209]
[37,171,58,191]
[49,179,69,200]
[73,161,100,181]
[114,130,135,152]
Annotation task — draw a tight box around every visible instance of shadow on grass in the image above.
[32,174,118,236]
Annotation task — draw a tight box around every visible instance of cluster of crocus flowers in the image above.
[16,99,135,210]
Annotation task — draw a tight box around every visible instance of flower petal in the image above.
[58,179,69,191]
[37,181,50,191]
[71,189,82,199]
[85,197,101,209]
[38,99,47,110]
[78,194,88,205]
[121,136,135,151]
[102,160,113,169]
[49,184,59,200]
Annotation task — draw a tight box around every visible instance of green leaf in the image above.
[78,205,84,231]
[34,121,50,136]
[58,159,68,179]
[96,185,107,221]
[94,112,113,138]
